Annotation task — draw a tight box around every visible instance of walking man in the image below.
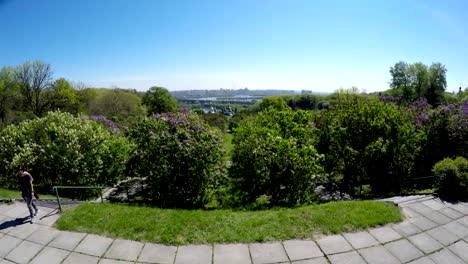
[18,169,38,223]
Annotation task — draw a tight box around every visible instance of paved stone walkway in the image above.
[1,195,468,264]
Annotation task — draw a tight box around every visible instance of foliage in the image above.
[229,109,324,207]
[199,112,228,132]
[316,90,423,196]
[56,200,401,245]
[408,99,468,179]
[433,157,468,200]
[142,86,178,114]
[258,96,290,111]
[88,88,145,121]
[126,110,225,208]
[49,78,82,114]
[0,111,131,197]
[389,61,447,105]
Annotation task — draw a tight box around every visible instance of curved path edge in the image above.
[1,195,468,264]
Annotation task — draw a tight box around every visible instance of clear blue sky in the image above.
[0,0,467,92]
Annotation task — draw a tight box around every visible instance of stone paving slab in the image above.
[104,239,143,262]
[99,259,133,264]
[5,240,43,264]
[26,226,60,245]
[448,203,468,215]
[214,244,251,264]
[316,234,352,255]
[457,215,468,227]
[368,226,402,244]
[410,216,438,231]
[283,240,323,261]
[425,211,452,225]
[426,226,458,246]
[448,240,468,262]
[249,242,288,264]
[29,247,69,264]
[343,231,379,249]
[408,256,436,264]
[138,243,177,264]
[328,250,366,264]
[442,221,468,239]
[429,248,465,264]
[384,238,424,263]
[75,234,114,257]
[392,222,421,237]
[439,207,463,219]
[358,245,400,264]
[408,203,434,215]
[408,232,443,254]
[48,230,86,251]
[422,199,446,211]
[7,221,39,239]
[175,245,212,264]
[63,252,99,264]
[0,235,22,257]
[292,257,328,264]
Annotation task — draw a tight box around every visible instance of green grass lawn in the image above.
[0,188,56,199]
[223,133,234,161]
[56,200,402,245]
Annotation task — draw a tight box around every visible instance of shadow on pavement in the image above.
[40,208,60,220]
[0,216,31,229]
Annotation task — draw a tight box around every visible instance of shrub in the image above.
[126,110,225,208]
[229,110,324,207]
[0,111,131,197]
[316,91,423,196]
[433,157,468,200]
[409,100,468,180]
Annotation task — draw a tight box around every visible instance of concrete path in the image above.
[1,195,468,264]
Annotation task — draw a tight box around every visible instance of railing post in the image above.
[100,189,103,203]
[54,187,62,212]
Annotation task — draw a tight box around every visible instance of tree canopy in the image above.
[142,86,178,114]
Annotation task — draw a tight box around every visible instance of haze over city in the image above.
[0,0,467,93]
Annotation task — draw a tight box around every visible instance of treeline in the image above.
[0,61,184,129]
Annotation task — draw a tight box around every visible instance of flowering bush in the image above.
[229,110,324,207]
[408,99,468,178]
[316,93,422,196]
[0,111,131,197]
[127,109,224,208]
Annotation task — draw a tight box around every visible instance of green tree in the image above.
[142,86,178,114]
[426,63,447,106]
[389,61,411,100]
[0,67,20,125]
[89,88,145,119]
[389,61,447,105]
[258,96,290,111]
[49,78,82,114]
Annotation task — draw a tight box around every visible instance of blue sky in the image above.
[0,0,467,92]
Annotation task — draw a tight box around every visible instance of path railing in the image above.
[52,186,108,212]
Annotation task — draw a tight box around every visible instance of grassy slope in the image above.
[56,200,402,245]
[223,133,234,161]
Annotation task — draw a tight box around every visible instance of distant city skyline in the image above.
[1,0,467,93]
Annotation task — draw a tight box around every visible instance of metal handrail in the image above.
[52,186,108,212]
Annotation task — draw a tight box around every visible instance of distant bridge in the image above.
[177,97,262,106]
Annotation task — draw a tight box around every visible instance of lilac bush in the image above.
[127,110,224,208]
